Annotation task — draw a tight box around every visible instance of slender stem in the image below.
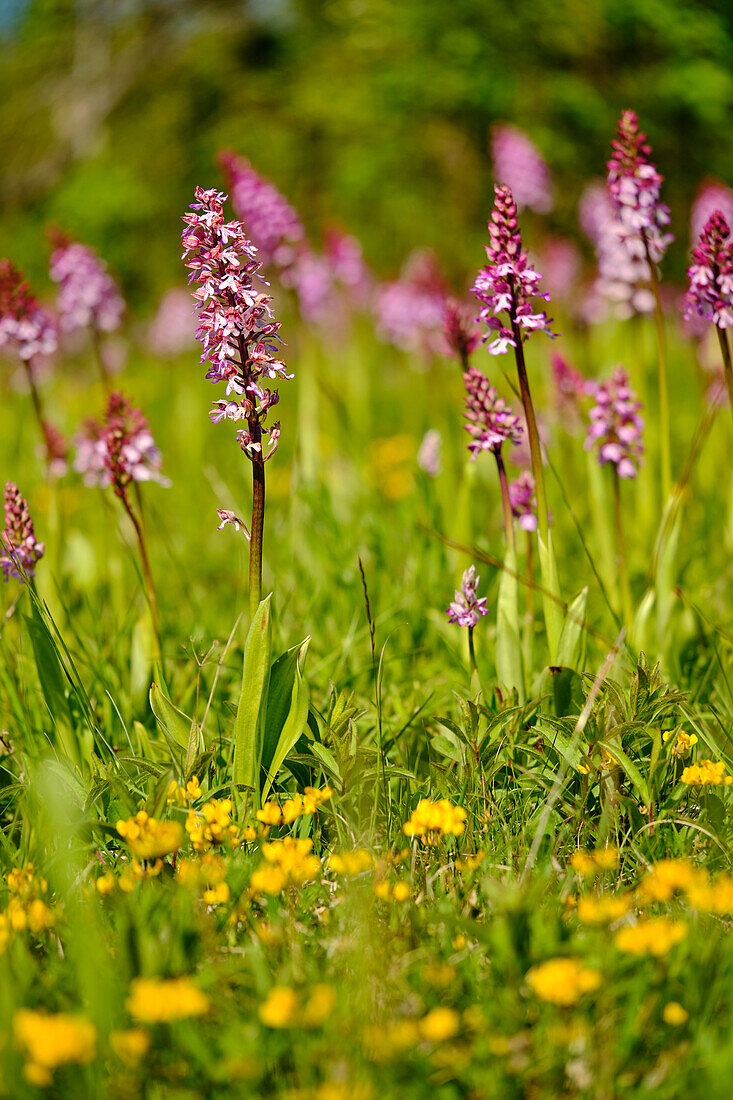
[249,440,265,620]
[510,326,549,541]
[716,326,733,428]
[467,625,477,676]
[493,449,515,554]
[120,491,161,659]
[643,233,671,503]
[91,326,111,392]
[612,469,632,628]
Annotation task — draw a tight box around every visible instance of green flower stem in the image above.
[249,442,265,621]
[510,318,562,659]
[643,233,671,503]
[612,468,633,628]
[716,326,733,428]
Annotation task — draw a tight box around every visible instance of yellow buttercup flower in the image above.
[14,1009,96,1087]
[126,977,210,1023]
[615,918,687,956]
[662,1002,689,1026]
[110,1027,151,1063]
[526,958,601,1005]
[403,798,466,843]
[576,893,631,925]
[329,849,374,875]
[258,986,300,1028]
[418,1007,460,1043]
[662,729,697,758]
[681,759,733,786]
[569,847,619,877]
[637,859,703,903]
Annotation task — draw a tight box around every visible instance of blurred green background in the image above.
[1,0,732,304]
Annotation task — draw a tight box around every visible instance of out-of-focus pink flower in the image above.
[40,420,69,480]
[585,367,644,479]
[536,238,582,303]
[690,181,733,245]
[491,124,553,214]
[75,392,169,489]
[508,471,538,532]
[442,298,480,365]
[579,183,654,320]
[0,261,57,369]
[323,227,372,310]
[552,353,594,408]
[219,151,306,269]
[607,110,673,263]
[447,565,489,629]
[148,288,197,357]
[1,482,44,583]
[417,429,443,477]
[472,186,554,356]
[49,233,125,334]
[374,249,448,354]
[291,251,335,326]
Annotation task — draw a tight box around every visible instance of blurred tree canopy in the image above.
[1,0,732,303]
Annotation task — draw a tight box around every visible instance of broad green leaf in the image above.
[261,637,311,802]
[185,722,205,774]
[131,612,155,702]
[308,741,341,783]
[149,682,191,750]
[556,586,588,671]
[597,739,651,805]
[232,594,273,797]
[537,528,563,662]
[431,734,464,763]
[496,543,525,702]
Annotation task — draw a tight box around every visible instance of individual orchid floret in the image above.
[218,151,306,269]
[491,124,553,214]
[148,288,197,356]
[74,392,169,489]
[471,186,555,355]
[48,232,125,333]
[181,186,289,464]
[0,261,57,367]
[447,565,489,629]
[508,471,538,532]
[606,110,673,262]
[216,509,250,540]
[684,211,733,330]
[374,249,448,354]
[417,429,443,478]
[585,368,644,479]
[690,181,733,245]
[443,298,480,366]
[1,482,44,583]
[462,366,522,459]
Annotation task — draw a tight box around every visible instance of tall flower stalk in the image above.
[607,111,673,501]
[471,185,561,657]
[685,210,733,425]
[0,482,44,584]
[182,187,291,618]
[461,366,524,697]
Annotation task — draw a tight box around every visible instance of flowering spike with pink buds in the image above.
[1,482,44,583]
[74,392,169,490]
[218,152,306,269]
[585,368,644,480]
[471,186,554,356]
[462,367,522,460]
[48,233,125,334]
[691,181,733,245]
[685,211,733,330]
[447,566,489,629]
[0,261,57,366]
[443,299,480,367]
[491,124,553,214]
[606,110,673,262]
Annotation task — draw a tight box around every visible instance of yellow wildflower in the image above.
[259,987,300,1028]
[329,849,374,875]
[526,958,601,1005]
[681,759,733,786]
[455,851,484,873]
[186,798,238,850]
[96,873,116,897]
[126,977,210,1023]
[185,776,202,801]
[662,1002,689,1026]
[116,812,183,860]
[257,802,283,826]
[686,871,733,915]
[403,798,466,843]
[14,1009,96,1087]
[570,847,619,877]
[250,837,320,895]
[577,894,631,925]
[418,1006,460,1043]
[374,880,410,903]
[615,918,687,956]
[203,881,230,905]
[637,859,703,903]
[302,984,336,1027]
[110,1027,151,1063]
[662,729,697,758]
